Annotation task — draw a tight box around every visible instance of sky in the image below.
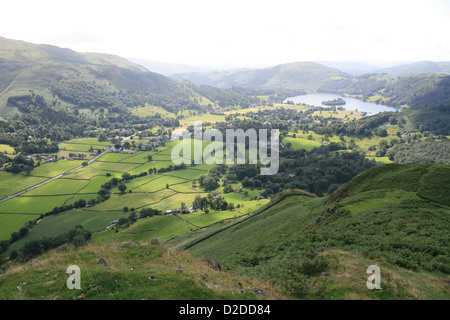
[1,0,449,68]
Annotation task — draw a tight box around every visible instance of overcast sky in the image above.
[1,0,449,68]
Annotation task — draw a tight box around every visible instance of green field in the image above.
[94,214,197,243]
[0,144,15,154]
[96,152,136,163]
[0,195,75,214]
[282,137,322,151]
[4,209,130,255]
[25,178,89,196]
[59,143,107,152]
[130,105,175,118]
[0,214,39,240]
[65,138,111,146]
[0,172,47,196]
[30,160,84,177]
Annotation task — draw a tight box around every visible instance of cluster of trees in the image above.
[3,154,35,174]
[192,192,235,213]
[386,139,450,165]
[8,226,92,263]
[222,145,376,197]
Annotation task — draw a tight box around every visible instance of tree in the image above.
[118,183,127,194]
[22,240,43,259]
[203,176,219,191]
[9,250,19,261]
[19,227,29,238]
[73,234,86,249]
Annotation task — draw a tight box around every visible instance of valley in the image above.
[0,35,448,301]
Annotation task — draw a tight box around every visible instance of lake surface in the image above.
[284,93,399,115]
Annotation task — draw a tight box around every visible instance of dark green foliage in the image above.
[387,140,450,165]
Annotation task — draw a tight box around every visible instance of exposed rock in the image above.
[321,272,332,277]
[251,287,266,297]
[207,260,225,272]
[151,237,167,247]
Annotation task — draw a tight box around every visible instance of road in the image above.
[0,136,130,204]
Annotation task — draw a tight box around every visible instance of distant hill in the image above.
[175,61,348,92]
[0,36,191,118]
[127,58,214,76]
[376,61,450,76]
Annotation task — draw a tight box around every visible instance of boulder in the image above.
[207,260,225,272]
[151,237,167,248]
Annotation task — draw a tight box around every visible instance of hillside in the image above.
[0,164,448,300]
[0,36,194,118]
[175,62,348,92]
[0,239,284,300]
[169,164,450,299]
[376,61,450,76]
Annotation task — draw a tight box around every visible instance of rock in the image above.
[150,237,167,248]
[321,272,332,277]
[177,267,184,273]
[251,287,265,297]
[97,257,109,266]
[207,260,225,272]
[16,286,22,292]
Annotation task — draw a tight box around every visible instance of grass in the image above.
[30,160,84,178]
[0,241,283,300]
[180,114,226,126]
[96,153,136,163]
[24,179,89,196]
[0,195,74,214]
[130,105,175,118]
[0,144,15,154]
[59,143,107,152]
[162,169,208,180]
[0,214,39,240]
[0,172,47,196]
[3,209,130,256]
[64,138,111,146]
[283,137,321,151]
[94,215,197,243]
[91,189,176,212]
[131,176,187,193]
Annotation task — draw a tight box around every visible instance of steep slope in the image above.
[172,164,449,299]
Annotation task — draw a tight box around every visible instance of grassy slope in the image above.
[0,241,284,300]
[173,164,450,299]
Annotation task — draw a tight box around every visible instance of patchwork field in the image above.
[0,136,267,260]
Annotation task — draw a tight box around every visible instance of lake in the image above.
[284,93,399,115]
